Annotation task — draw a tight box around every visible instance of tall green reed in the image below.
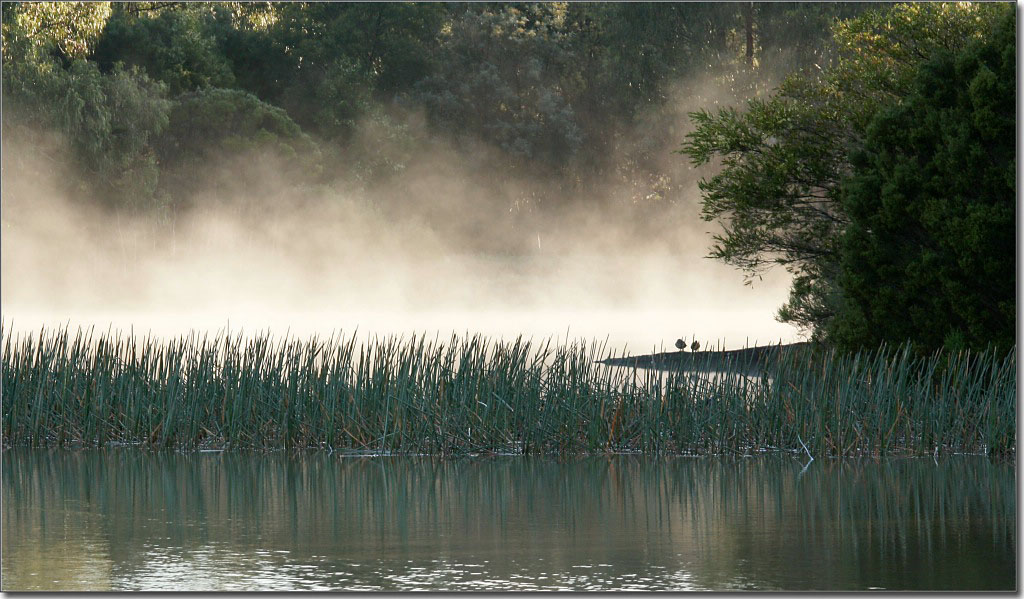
[1,324,1015,455]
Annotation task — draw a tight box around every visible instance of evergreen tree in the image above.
[833,9,1015,353]
[679,2,1011,339]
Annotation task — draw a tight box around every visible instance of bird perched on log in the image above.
[674,338,687,351]
[691,340,701,352]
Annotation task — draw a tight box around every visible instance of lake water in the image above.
[1,450,1015,591]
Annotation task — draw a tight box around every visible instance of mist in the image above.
[1,69,799,354]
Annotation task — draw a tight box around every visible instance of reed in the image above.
[1,324,1015,456]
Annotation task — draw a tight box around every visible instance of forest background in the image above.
[1,2,1015,354]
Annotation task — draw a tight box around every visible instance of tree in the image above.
[831,9,1015,353]
[214,2,444,143]
[413,4,582,177]
[3,60,171,208]
[3,2,170,208]
[154,87,321,204]
[682,81,851,333]
[91,3,235,95]
[1,1,112,63]
[679,2,1010,339]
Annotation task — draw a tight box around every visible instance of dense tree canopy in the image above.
[1,1,112,61]
[92,4,235,95]
[832,9,1015,353]
[4,1,858,213]
[414,4,582,176]
[680,2,1014,351]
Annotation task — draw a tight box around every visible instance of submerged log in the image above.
[596,341,814,373]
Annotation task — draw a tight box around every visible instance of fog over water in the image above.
[2,81,799,352]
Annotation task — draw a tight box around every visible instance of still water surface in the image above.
[1,450,1015,591]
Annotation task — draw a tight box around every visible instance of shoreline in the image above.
[597,341,814,372]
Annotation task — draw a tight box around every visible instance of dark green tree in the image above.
[91,3,235,95]
[414,4,582,176]
[832,9,1015,353]
[155,87,321,203]
[679,2,1010,338]
[214,2,444,142]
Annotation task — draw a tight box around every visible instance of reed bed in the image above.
[1,325,1015,456]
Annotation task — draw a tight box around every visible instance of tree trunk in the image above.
[743,2,754,67]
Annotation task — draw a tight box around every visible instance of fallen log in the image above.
[596,341,813,373]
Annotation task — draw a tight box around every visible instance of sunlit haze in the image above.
[2,77,800,353]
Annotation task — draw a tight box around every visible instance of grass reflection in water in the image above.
[1,450,1015,591]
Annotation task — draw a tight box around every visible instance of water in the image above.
[1,450,1015,591]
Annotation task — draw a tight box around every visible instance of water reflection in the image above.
[1,451,1015,591]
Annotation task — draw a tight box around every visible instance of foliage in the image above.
[831,10,1015,354]
[1,1,112,63]
[828,2,1010,130]
[2,56,170,207]
[155,87,321,201]
[679,2,1013,340]
[414,4,582,176]
[3,1,864,214]
[91,3,235,95]
[2,2,176,207]
[577,3,707,113]
[216,2,444,142]
[754,3,868,73]
[680,79,850,334]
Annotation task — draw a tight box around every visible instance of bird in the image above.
[674,338,687,351]
[691,340,701,352]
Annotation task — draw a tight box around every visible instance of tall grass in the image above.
[1,324,1015,455]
